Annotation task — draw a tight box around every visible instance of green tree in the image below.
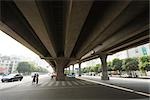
[112,59,123,75]
[123,58,139,76]
[89,66,94,72]
[139,56,150,75]
[107,62,112,71]
[93,66,99,73]
[16,62,32,74]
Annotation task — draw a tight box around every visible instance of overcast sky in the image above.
[0,30,38,57]
[0,30,54,72]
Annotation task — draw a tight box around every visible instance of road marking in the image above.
[54,81,59,86]
[66,81,72,86]
[72,81,79,85]
[80,80,93,85]
[48,81,55,86]
[40,81,49,87]
[78,77,150,97]
[61,81,65,86]
[76,81,86,85]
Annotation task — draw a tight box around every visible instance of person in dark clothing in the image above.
[36,73,39,84]
[32,73,36,84]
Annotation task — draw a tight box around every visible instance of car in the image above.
[67,73,75,78]
[1,73,23,82]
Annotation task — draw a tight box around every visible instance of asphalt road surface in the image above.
[80,76,150,94]
[0,75,149,100]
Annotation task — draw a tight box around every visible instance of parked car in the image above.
[1,73,23,82]
[67,73,75,78]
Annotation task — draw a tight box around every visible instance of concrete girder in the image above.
[64,1,93,58]
[106,30,149,53]
[79,9,149,59]
[76,1,148,59]
[14,0,57,58]
[76,1,131,58]
[0,21,43,57]
[99,18,149,53]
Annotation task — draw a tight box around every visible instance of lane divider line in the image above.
[77,77,150,97]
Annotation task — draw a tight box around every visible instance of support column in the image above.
[79,62,81,76]
[55,58,68,81]
[56,66,65,81]
[68,66,70,75]
[72,64,74,74]
[99,54,109,80]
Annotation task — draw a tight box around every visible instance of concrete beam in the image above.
[65,1,93,57]
[79,9,149,59]
[0,21,43,57]
[107,31,149,53]
[14,0,57,57]
[99,21,149,52]
[77,1,131,58]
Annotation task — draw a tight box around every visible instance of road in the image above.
[0,75,149,100]
[0,74,47,90]
[79,76,150,94]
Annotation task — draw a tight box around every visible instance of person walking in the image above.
[32,73,36,84]
[36,73,39,84]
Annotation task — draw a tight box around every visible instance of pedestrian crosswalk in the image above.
[17,79,98,88]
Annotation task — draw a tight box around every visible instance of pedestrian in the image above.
[32,73,36,84]
[36,73,39,84]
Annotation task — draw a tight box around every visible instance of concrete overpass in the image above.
[0,0,149,80]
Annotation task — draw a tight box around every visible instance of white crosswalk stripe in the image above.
[48,81,55,86]
[72,81,79,85]
[61,81,66,86]
[4,80,96,89]
[55,81,59,86]
[18,82,31,87]
[80,81,93,85]
[40,81,49,87]
[76,81,86,85]
[66,81,72,86]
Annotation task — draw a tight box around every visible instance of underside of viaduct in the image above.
[0,0,149,80]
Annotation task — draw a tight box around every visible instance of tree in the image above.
[16,62,48,75]
[16,62,32,74]
[123,58,139,77]
[89,66,94,72]
[139,56,150,75]
[112,59,123,75]
[107,62,112,71]
[93,66,99,73]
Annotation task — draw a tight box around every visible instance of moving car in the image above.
[1,73,23,82]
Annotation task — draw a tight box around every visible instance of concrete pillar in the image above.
[99,54,109,80]
[56,66,65,81]
[68,66,70,75]
[79,62,81,76]
[55,58,68,81]
[72,64,74,74]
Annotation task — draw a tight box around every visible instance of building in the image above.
[0,56,20,74]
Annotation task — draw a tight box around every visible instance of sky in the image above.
[0,30,38,57]
[0,30,53,72]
